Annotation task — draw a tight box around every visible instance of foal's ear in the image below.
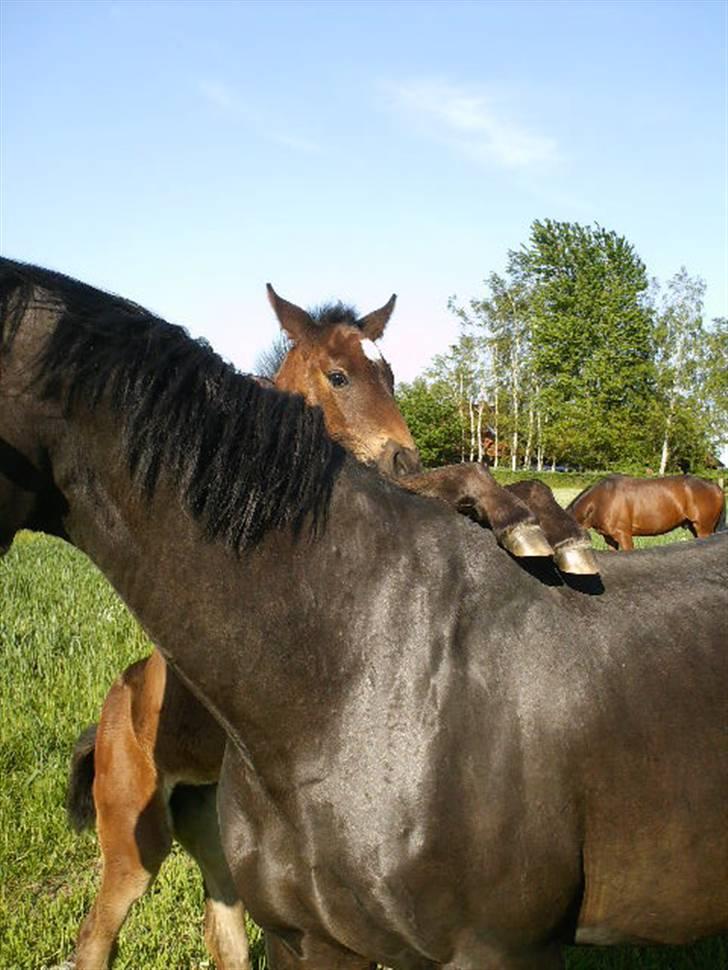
[266,284,314,342]
[358,294,397,341]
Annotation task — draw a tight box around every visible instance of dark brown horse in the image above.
[62,285,590,970]
[568,473,726,550]
[3,260,725,970]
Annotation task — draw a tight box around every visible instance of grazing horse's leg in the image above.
[265,932,376,970]
[505,480,598,575]
[399,465,554,558]
[170,783,251,970]
[605,530,633,551]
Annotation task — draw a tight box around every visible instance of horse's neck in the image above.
[48,414,399,742]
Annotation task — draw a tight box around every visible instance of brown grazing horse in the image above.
[1,260,726,970]
[62,285,590,969]
[568,473,726,550]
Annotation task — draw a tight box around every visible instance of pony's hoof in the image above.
[554,541,599,575]
[503,523,554,558]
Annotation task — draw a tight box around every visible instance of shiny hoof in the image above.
[503,523,554,558]
[554,540,599,575]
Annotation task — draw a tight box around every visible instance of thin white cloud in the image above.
[199,79,239,113]
[197,78,319,154]
[387,79,558,169]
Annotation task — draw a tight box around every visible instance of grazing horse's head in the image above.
[267,285,421,479]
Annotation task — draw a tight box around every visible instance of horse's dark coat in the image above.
[1,259,726,970]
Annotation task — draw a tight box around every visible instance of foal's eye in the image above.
[327,371,349,388]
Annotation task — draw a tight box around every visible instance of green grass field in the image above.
[1,508,726,969]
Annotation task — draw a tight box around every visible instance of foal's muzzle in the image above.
[381,439,422,479]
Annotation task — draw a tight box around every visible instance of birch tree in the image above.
[654,268,707,473]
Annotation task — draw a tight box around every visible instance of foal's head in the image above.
[267,286,421,478]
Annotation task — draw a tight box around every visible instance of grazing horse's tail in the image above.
[66,723,98,832]
[716,494,727,533]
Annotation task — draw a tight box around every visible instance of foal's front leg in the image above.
[505,480,598,575]
[398,464,553,558]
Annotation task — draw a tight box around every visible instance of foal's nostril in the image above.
[392,447,422,478]
[379,439,422,478]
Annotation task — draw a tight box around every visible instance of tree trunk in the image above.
[659,323,689,475]
[476,402,485,463]
[659,403,674,474]
[458,373,466,464]
[493,387,500,469]
[522,396,534,470]
[510,334,520,473]
[468,397,476,462]
[536,409,544,472]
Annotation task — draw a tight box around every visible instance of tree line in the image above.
[397,219,727,473]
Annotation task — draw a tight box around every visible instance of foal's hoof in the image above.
[503,523,554,558]
[554,540,599,575]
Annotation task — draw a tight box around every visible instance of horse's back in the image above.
[575,534,728,943]
[574,474,724,538]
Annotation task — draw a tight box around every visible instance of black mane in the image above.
[0,258,345,551]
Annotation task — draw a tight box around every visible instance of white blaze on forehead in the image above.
[361,338,383,362]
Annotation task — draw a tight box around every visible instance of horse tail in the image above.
[66,723,98,832]
[715,492,727,533]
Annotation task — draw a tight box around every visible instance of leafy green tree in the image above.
[426,332,492,463]
[653,268,706,472]
[471,271,536,470]
[699,317,728,458]
[671,315,728,469]
[396,378,462,467]
[449,278,528,470]
[511,219,657,468]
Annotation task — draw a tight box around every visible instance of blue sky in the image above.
[1,0,726,381]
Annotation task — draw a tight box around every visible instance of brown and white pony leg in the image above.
[170,783,251,970]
